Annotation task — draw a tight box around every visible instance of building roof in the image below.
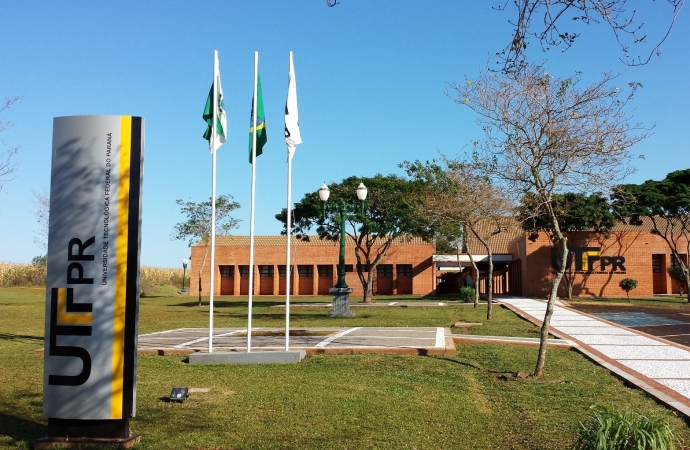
[464,217,524,255]
[198,235,433,247]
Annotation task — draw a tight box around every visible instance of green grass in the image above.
[2,287,689,449]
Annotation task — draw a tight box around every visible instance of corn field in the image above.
[0,262,183,287]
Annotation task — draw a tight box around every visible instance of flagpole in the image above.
[247,51,259,353]
[285,151,292,351]
[208,50,219,353]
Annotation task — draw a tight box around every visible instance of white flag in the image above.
[284,52,302,159]
[203,51,227,153]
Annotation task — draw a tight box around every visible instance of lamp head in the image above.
[318,182,330,202]
[356,182,368,201]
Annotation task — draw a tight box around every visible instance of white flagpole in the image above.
[208,50,219,353]
[284,51,301,351]
[247,51,259,352]
[285,153,292,351]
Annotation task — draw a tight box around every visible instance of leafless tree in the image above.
[404,158,514,319]
[497,0,685,72]
[0,96,22,192]
[32,188,50,249]
[450,62,647,376]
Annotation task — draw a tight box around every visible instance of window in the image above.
[318,265,333,277]
[259,265,274,277]
[298,265,313,277]
[397,264,413,277]
[278,265,293,277]
[344,264,354,273]
[239,265,251,278]
[358,264,370,272]
[220,266,234,278]
[377,264,393,277]
[652,255,661,274]
[671,254,687,268]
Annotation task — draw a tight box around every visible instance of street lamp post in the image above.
[181,258,188,294]
[318,182,367,317]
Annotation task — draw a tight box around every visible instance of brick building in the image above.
[190,236,437,297]
[511,218,689,298]
[190,218,689,298]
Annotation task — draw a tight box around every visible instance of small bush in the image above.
[619,278,638,301]
[459,286,475,303]
[573,405,676,450]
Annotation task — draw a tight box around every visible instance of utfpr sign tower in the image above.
[37,116,144,448]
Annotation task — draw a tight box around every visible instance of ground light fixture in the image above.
[169,386,189,403]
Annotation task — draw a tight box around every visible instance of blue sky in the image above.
[1,1,688,268]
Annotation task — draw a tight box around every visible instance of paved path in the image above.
[499,296,690,418]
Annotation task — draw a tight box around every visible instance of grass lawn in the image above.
[1,287,689,449]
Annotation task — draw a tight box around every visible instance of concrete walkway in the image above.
[499,296,690,418]
[137,326,457,357]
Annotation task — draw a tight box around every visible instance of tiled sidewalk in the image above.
[499,297,690,418]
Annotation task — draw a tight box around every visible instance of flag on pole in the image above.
[202,53,227,153]
[248,72,267,163]
[284,53,302,159]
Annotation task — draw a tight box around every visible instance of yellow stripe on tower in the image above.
[56,287,92,325]
[111,116,131,419]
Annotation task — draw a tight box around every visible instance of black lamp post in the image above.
[318,181,367,317]
[181,258,188,294]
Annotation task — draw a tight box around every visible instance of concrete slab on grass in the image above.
[189,350,306,365]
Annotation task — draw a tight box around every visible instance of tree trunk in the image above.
[534,236,568,377]
[486,256,493,321]
[363,268,375,303]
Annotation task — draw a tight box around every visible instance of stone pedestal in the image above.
[328,287,355,317]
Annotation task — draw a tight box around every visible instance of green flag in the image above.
[202,53,227,153]
[248,72,267,163]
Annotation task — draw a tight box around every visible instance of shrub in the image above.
[459,286,475,303]
[667,266,687,295]
[618,278,637,301]
[573,405,676,450]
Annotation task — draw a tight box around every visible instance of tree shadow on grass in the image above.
[0,412,46,447]
[0,333,43,342]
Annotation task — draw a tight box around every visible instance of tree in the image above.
[276,174,431,303]
[519,192,616,299]
[32,188,50,250]
[325,2,684,71]
[403,158,514,319]
[172,195,241,306]
[619,278,638,301]
[613,169,690,301]
[452,62,646,376]
[0,96,21,192]
[496,0,685,72]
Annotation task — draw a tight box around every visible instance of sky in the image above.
[1,1,688,268]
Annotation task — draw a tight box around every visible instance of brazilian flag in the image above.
[248,72,267,163]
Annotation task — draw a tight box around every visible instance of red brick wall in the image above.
[190,238,436,297]
[516,231,689,298]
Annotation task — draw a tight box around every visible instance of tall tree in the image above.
[613,169,690,301]
[0,96,21,193]
[451,62,646,376]
[403,158,514,319]
[276,174,432,303]
[519,192,616,299]
[172,195,241,306]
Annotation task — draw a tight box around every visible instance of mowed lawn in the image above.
[1,287,689,449]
